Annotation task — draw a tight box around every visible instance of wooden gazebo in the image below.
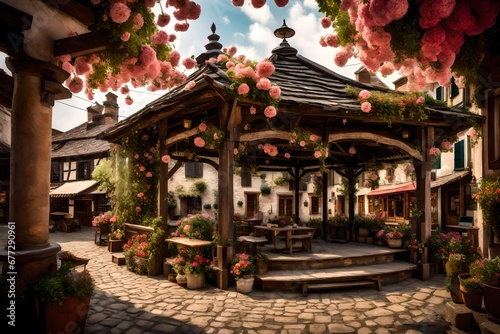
[103,23,482,288]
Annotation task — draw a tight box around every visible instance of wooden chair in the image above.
[94,223,111,245]
[287,232,313,255]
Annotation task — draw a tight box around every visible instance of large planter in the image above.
[483,283,500,323]
[236,276,255,294]
[186,273,205,289]
[134,256,149,275]
[358,228,370,237]
[387,238,402,249]
[43,296,90,333]
[458,274,483,311]
[108,239,123,252]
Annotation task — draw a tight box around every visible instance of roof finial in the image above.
[274,19,295,44]
[211,22,216,34]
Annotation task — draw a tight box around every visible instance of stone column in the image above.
[0,55,70,330]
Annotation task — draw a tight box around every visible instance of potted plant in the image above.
[230,253,255,293]
[184,252,213,289]
[458,260,484,311]
[255,251,269,275]
[35,261,95,333]
[203,203,212,210]
[108,228,124,252]
[472,257,500,321]
[123,234,149,274]
[474,177,500,257]
[170,213,216,241]
[237,200,244,207]
[172,255,188,285]
[385,231,403,248]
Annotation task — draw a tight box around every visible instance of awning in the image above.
[367,183,416,196]
[50,180,98,198]
[367,170,471,196]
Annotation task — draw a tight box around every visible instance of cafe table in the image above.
[253,225,316,251]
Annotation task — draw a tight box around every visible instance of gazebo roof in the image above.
[101,28,483,172]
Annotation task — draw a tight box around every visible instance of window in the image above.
[278,196,293,217]
[241,174,252,187]
[454,140,465,170]
[450,77,460,99]
[185,162,203,178]
[77,161,91,180]
[181,197,202,215]
[488,91,500,169]
[310,196,320,214]
[51,162,61,182]
[245,193,258,217]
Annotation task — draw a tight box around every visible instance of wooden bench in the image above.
[300,275,382,297]
[237,236,268,254]
[287,233,313,254]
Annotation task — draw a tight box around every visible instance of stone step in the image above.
[301,278,381,297]
[255,261,416,292]
[112,253,125,265]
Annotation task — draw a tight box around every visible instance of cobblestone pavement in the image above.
[5,226,475,334]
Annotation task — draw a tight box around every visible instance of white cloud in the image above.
[240,3,274,25]
[222,16,230,24]
[303,0,319,10]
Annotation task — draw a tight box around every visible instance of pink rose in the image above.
[250,106,256,115]
[161,155,171,163]
[361,102,371,113]
[269,86,281,99]
[264,106,277,118]
[198,122,207,132]
[194,137,205,147]
[237,83,250,95]
[348,147,357,155]
[314,151,322,158]
[284,153,291,159]
[359,90,371,100]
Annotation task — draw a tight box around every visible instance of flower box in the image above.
[108,240,123,252]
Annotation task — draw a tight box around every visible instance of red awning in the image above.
[367,183,416,196]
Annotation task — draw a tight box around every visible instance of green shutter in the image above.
[434,154,441,169]
[450,77,459,98]
[436,87,443,101]
[454,140,465,170]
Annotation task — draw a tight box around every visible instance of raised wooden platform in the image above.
[252,239,416,294]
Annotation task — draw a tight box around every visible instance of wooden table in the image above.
[253,226,316,252]
[165,237,213,249]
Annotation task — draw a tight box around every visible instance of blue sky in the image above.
[1,0,399,132]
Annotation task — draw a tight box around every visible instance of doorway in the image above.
[74,199,92,226]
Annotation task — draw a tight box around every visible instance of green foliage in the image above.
[273,176,290,187]
[144,216,165,257]
[255,251,269,264]
[91,159,113,192]
[385,3,422,62]
[203,203,212,210]
[474,177,500,238]
[230,253,255,280]
[166,191,177,210]
[194,180,208,192]
[308,218,323,229]
[470,257,500,287]
[111,127,160,226]
[328,213,349,226]
[353,213,385,231]
[236,200,243,207]
[339,177,359,197]
[35,262,95,306]
[171,214,216,241]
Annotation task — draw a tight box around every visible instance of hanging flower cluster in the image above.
[194,122,225,150]
[315,0,500,89]
[289,127,329,170]
[58,0,205,104]
[346,86,440,126]
[212,46,281,117]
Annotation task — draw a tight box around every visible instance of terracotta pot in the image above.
[186,273,205,289]
[43,296,90,333]
[236,276,254,293]
[255,259,268,275]
[449,276,464,304]
[483,283,500,323]
[387,238,402,249]
[458,274,483,311]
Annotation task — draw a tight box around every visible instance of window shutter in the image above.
[450,77,459,99]
[436,87,443,101]
[434,154,441,169]
[185,162,195,177]
[195,162,203,178]
[454,140,465,170]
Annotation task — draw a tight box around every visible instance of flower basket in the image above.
[387,238,402,249]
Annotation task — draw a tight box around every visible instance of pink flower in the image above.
[256,61,275,77]
[468,128,478,141]
[348,147,357,155]
[198,123,207,132]
[68,77,84,93]
[441,141,453,150]
[137,192,144,198]
[139,166,146,172]
[264,106,277,118]
[274,0,289,7]
[161,155,171,163]
[146,172,153,177]
[309,134,319,142]
[334,48,352,67]
[194,137,206,147]
[174,22,190,32]
[135,206,141,212]
[139,45,156,65]
[361,102,372,113]
[234,148,239,155]
[182,58,197,70]
[415,96,425,105]
[232,0,244,7]
[256,78,272,90]
[132,13,144,30]
[157,14,170,27]
[74,57,91,75]
[109,2,131,24]
[153,31,169,45]
[250,106,256,115]
[359,90,371,100]
[120,31,131,42]
[269,86,281,99]
[237,83,250,95]
[284,153,291,159]
[134,154,139,159]
[114,144,121,151]
[429,146,441,156]
[320,17,332,29]
[251,0,267,9]
[314,151,322,158]
[299,141,306,147]
[213,133,219,140]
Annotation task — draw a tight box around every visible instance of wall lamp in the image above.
[402,130,409,139]
[183,119,192,129]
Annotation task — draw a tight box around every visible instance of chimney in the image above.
[87,103,103,123]
[355,67,371,84]
[103,92,119,125]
